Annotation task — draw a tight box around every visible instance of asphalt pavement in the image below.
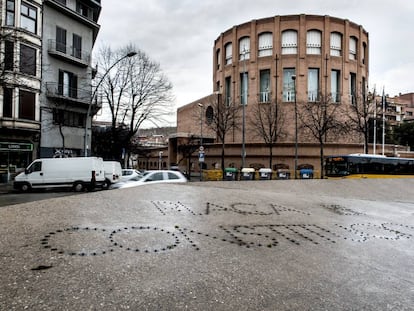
[0,178,413,310]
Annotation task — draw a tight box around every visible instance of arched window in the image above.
[349,36,357,60]
[281,30,297,54]
[307,30,321,55]
[225,42,232,65]
[205,106,214,125]
[239,37,250,60]
[258,32,273,57]
[330,32,342,56]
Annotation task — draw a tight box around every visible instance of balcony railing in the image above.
[259,91,270,103]
[45,82,91,104]
[48,39,90,67]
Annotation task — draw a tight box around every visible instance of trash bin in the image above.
[259,168,272,180]
[241,168,255,180]
[276,168,290,180]
[224,167,238,181]
[300,168,314,179]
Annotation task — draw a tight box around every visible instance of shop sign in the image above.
[0,142,33,151]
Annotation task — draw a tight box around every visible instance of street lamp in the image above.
[198,103,204,181]
[241,47,247,169]
[158,151,163,170]
[292,75,298,179]
[83,51,137,156]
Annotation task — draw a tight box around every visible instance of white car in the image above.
[111,170,187,189]
[120,169,143,181]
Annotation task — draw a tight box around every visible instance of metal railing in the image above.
[47,39,90,65]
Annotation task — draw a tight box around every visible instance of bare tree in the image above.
[298,94,347,178]
[96,44,174,161]
[346,89,376,154]
[249,100,285,169]
[205,94,241,173]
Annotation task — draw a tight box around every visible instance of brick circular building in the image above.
[213,14,369,142]
[175,14,370,173]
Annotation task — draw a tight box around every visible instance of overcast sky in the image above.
[96,0,414,126]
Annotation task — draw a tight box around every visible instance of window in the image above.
[225,43,232,65]
[6,0,15,26]
[20,2,37,33]
[20,44,36,76]
[56,26,67,53]
[349,36,357,60]
[19,90,35,120]
[239,37,250,60]
[3,88,13,118]
[349,72,356,105]
[362,42,367,65]
[283,68,296,102]
[331,70,340,103]
[308,68,319,102]
[307,30,322,55]
[330,32,342,56]
[225,77,231,106]
[240,72,248,105]
[168,172,180,180]
[76,2,90,18]
[216,49,221,69]
[53,109,85,127]
[58,70,77,98]
[27,161,41,173]
[258,32,273,57]
[206,106,213,125]
[5,41,14,71]
[281,30,298,54]
[259,69,270,102]
[72,34,82,59]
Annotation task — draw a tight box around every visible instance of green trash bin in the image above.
[224,167,238,181]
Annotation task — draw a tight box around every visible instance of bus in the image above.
[324,154,414,179]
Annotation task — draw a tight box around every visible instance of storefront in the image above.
[0,141,34,183]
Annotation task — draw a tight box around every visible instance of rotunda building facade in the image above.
[212,14,369,143]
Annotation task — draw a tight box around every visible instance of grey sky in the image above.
[96,0,414,125]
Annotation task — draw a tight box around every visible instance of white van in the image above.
[103,161,122,189]
[13,157,105,192]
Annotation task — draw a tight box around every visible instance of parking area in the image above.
[0,179,413,310]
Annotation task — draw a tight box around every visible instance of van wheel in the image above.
[73,182,84,192]
[20,183,31,192]
[102,179,110,190]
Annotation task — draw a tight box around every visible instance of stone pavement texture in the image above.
[0,179,413,310]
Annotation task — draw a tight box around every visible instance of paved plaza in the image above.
[0,179,413,310]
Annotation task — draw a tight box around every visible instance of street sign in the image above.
[198,151,205,162]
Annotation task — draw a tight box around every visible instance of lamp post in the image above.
[292,75,298,179]
[83,51,137,156]
[198,103,204,181]
[158,151,163,170]
[241,47,247,169]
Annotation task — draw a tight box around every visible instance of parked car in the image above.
[121,169,143,181]
[111,170,187,189]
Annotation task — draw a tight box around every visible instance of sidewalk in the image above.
[0,182,12,194]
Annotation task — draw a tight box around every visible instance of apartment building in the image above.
[0,0,42,181]
[40,0,101,158]
[0,0,101,182]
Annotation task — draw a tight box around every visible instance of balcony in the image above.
[45,82,103,112]
[48,39,90,67]
[259,91,271,103]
